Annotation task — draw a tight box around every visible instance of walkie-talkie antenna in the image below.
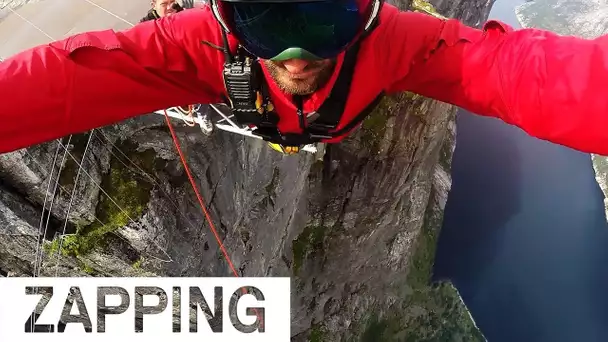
[220,29,233,64]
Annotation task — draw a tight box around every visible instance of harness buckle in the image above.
[252,127,329,146]
[307,122,337,131]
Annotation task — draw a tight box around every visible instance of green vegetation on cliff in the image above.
[292,224,327,276]
[358,281,485,342]
[45,139,156,258]
[354,186,485,342]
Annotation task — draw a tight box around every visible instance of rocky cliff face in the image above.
[428,0,495,27]
[516,0,608,37]
[515,0,608,222]
[0,0,494,340]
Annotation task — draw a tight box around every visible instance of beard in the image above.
[263,59,337,96]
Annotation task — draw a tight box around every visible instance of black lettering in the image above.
[229,286,265,333]
[24,286,54,333]
[173,287,181,333]
[134,286,167,333]
[189,286,222,333]
[97,286,130,333]
[58,286,92,333]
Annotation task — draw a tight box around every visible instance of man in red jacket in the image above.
[1,0,608,155]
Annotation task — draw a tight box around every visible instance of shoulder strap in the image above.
[326,92,385,137]
[306,40,362,133]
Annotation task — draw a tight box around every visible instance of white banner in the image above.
[0,277,291,341]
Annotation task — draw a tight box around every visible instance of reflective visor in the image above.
[218,0,364,60]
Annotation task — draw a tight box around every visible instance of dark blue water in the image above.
[432,2,608,341]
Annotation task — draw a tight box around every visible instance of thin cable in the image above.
[75,0,255,292]
[39,136,73,274]
[65,143,172,262]
[33,140,61,278]
[94,130,201,233]
[24,149,112,231]
[31,138,63,333]
[23,148,173,264]
[9,6,255,328]
[5,6,173,269]
[8,3,75,280]
[53,131,94,276]
[80,0,134,26]
[7,6,53,40]
[55,141,174,262]
[34,135,71,333]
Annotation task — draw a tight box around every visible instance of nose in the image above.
[282,59,310,74]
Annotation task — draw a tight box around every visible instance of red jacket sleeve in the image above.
[0,9,223,154]
[380,10,608,155]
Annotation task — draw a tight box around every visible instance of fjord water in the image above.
[433,1,608,341]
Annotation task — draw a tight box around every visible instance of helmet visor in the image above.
[218,0,365,60]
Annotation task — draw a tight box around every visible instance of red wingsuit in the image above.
[1,4,608,154]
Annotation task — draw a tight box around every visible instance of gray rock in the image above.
[516,0,608,38]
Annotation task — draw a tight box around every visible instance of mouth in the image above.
[281,63,324,79]
[285,69,320,80]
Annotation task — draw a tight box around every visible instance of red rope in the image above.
[163,110,239,275]
[162,110,263,328]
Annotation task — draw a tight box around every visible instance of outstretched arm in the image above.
[380,9,608,155]
[0,9,221,154]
